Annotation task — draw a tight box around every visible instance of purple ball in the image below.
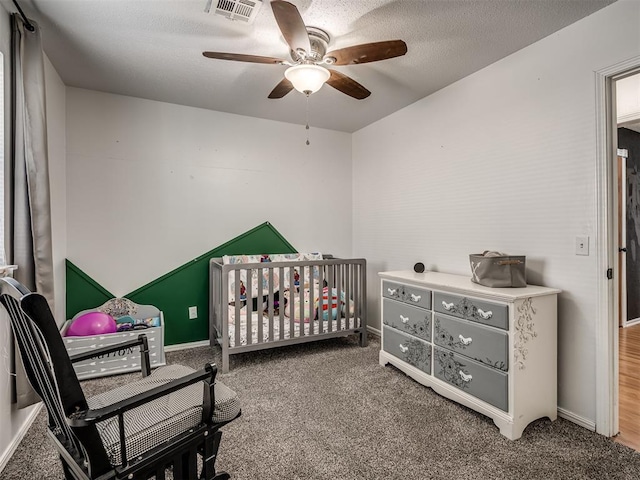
[66,312,117,337]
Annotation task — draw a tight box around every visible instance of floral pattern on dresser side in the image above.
[514,297,537,370]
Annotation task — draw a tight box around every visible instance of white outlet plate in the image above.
[576,236,589,256]
[188,306,198,319]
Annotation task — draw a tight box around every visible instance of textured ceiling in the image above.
[5,0,616,132]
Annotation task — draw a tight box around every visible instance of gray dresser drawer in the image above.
[434,314,508,371]
[382,281,431,310]
[383,298,431,342]
[382,281,405,301]
[403,284,431,310]
[383,326,431,374]
[434,347,508,412]
[433,292,508,330]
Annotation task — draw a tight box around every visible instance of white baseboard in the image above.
[367,325,381,337]
[164,340,210,352]
[0,403,43,474]
[558,407,596,432]
[623,317,640,327]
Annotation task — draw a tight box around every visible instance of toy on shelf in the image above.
[65,311,117,336]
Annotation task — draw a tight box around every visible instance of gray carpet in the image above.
[3,335,640,479]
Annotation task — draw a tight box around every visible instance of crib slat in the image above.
[336,264,342,331]
[268,267,274,342]
[234,269,241,348]
[245,268,252,345]
[329,264,335,333]
[279,267,285,340]
[288,266,295,338]
[355,262,361,327]
[257,267,264,343]
[307,266,314,336]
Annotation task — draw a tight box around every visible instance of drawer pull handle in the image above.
[387,288,397,295]
[400,315,409,324]
[458,334,473,346]
[442,301,454,311]
[477,308,493,319]
[399,344,409,353]
[410,294,421,302]
[459,371,473,383]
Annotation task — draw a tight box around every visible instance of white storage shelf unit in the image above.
[61,300,166,380]
[378,270,560,440]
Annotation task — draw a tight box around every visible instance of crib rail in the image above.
[210,257,367,372]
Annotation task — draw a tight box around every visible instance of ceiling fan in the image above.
[202,0,407,100]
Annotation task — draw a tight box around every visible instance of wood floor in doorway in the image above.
[615,323,640,451]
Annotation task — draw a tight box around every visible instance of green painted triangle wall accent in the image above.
[66,259,114,320]
[66,222,297,346]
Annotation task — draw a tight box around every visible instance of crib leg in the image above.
[222,344,229,374]
[359,328,368,347]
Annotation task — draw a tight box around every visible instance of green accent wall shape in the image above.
[66,222,297,346]
[66,259,114,320]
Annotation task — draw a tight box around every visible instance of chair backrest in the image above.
[0,277,112,476]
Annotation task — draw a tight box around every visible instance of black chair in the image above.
[0,277,240,480]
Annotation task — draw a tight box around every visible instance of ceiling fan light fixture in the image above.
[284,64,330,95]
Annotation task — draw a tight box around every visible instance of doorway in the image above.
[614,73,640,450]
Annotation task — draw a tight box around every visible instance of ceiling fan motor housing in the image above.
[291,27,331,64]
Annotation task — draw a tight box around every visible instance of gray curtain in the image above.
[9,14,54,408]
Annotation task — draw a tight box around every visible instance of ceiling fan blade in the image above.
[268,78,294,99]
[202,52,286,64]
[325,40,407,65]
[270,0,311,55]
[326,69,371,100]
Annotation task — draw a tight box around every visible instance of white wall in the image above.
[353,0,640,426]
[66,88,352,296]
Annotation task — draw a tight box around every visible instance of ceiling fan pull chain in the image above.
[305,93,310,146]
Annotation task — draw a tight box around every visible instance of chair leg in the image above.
[181,446,198,479]
[200,430,223,480]
[60,457,76,480]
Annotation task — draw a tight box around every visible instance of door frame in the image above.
[595,56,640,437]
[618,150,628,327]
[617,148,640,328]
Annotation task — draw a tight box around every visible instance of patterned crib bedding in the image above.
[227,305,360,347]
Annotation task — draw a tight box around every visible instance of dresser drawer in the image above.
[434,347,508,412]
[382,281,431,310]
[434,314,508,371]
[383,326,431,374]
[434,292,508,330]
[383,298,431,342]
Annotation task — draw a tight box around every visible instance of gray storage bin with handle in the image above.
[469,251,526,288]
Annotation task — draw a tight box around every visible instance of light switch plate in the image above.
[576,236,589,256]
[188,306,198,319]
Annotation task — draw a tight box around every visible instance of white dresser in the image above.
[378,270,560,440]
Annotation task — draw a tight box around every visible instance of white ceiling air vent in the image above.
[208,0,263,24]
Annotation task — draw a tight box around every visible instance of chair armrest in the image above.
[68,363,218,427]
[69,334,151,377]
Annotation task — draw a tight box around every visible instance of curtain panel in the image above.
[10,13,54,408]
